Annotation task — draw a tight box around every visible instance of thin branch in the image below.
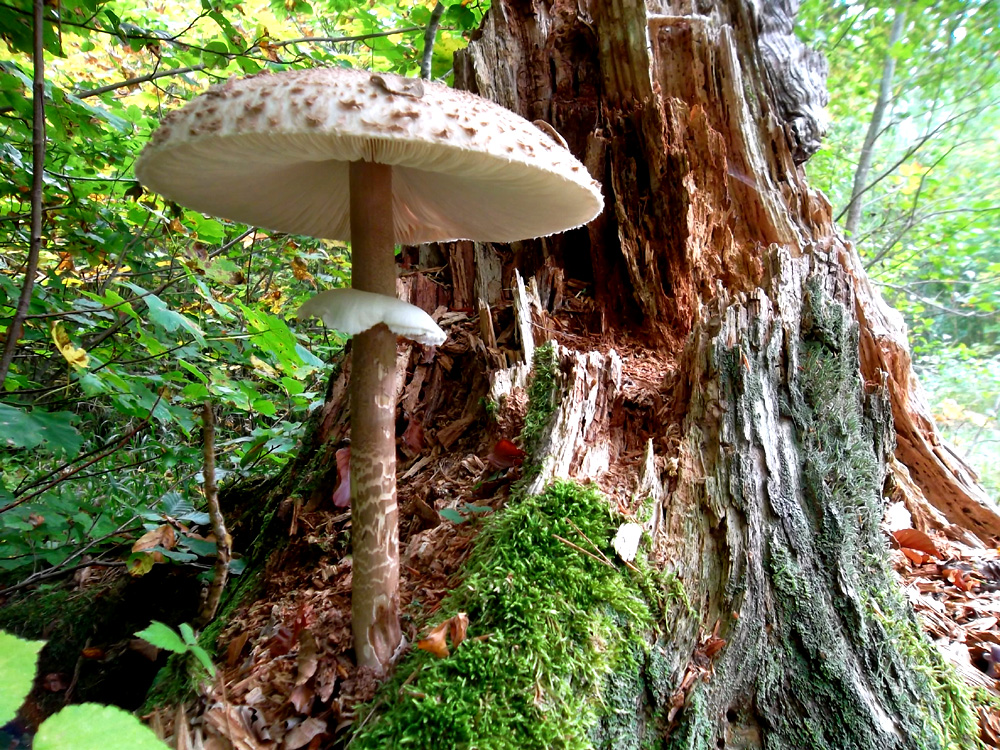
[420,3,446,80]
[844,4,906,238]
[75,63,207,99]
[0,0,46,390]
[2,395,161,512]
[196,401,230,626]
[552,534,616,569]
[0,520,138,597]
[272,26,423,48]
[875,281,998,319]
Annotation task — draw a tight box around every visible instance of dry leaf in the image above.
[900,547,927,566]
[291,256,314,284]
[333,447,350,508]
[417,620,450,658]
[283,717,326,750]
[891,528,940,558]
[289,683,314,714]
[449,612,469,648]
[51,321,90,369]
[295,631,319,685]
[132,524,176,553]
[486,439,525,470]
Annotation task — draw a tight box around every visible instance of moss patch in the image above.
[521,341,559,457]
[752,280,978,750]
[351,481,657,749]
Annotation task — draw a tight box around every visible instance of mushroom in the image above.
[297,289,445,347]
[135,67,603,672]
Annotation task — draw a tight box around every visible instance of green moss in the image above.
[521,342,558,457]
[351,481,658,749]
[0,586,104,668]
[750,281,976,749]
[665,688,712,750]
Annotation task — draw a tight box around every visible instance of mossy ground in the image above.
[350,481,661,749]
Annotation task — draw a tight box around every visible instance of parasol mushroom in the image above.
[136,66,603,672]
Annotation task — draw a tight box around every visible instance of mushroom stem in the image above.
[348,160,401,672]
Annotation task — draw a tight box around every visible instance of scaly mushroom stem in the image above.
[348,160,401,672]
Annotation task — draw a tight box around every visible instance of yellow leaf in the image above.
[250,354,279,379]
[291,256,314,284]
[51,322,90,369]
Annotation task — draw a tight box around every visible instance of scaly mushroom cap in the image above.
[136,68,603,244]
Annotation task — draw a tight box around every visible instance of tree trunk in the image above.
[182,0,1000,747]
[439,0,999,746]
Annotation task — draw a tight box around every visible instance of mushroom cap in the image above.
[136,68,604,244]
[297,288,446,346]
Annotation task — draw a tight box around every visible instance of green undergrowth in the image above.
[350,481,658,749]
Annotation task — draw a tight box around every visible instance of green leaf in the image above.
[0,631,45,725]
[188,644,216,676]
[135,621,187,653]
[34,704,168,750]
[439,508,466,525]
[179,622,197,646]
[0,404,83,456]
[123,283,205,346]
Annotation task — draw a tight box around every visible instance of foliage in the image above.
[135,620,214,677]
[798,0,1000,496]
[351,481,656,749]
[0,630,167,749]
[798,0,1000,357]
[0,0,486,583]
[0,629,44,725]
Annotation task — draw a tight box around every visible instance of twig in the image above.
[552,534,615,569]
[420,3,446,80]
[75,63,207,99]
[0,520,138,596]
[565,517,614,565]
[0,0,46,390]
[273,26,422,49]
[196,401,230,626]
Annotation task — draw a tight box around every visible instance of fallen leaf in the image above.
[417,620,450,658]
[892,528,940,558]
[289,683,314,714]
[402,417,424,453]
[284,717,327,750]
[449,612,469,648]
[296,630,319,685]
[487,439,525,470]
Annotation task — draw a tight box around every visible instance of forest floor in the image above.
[888,519,1000,745]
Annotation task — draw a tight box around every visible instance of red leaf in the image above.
[487,439,526,469]
[891,528,940,558]
[333,447,350,508]
[402,418,424,452]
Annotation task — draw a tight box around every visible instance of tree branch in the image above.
[0,0,46,390]
[420,3,446,80]
[843,4,906,238]
[196,401,230,626]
